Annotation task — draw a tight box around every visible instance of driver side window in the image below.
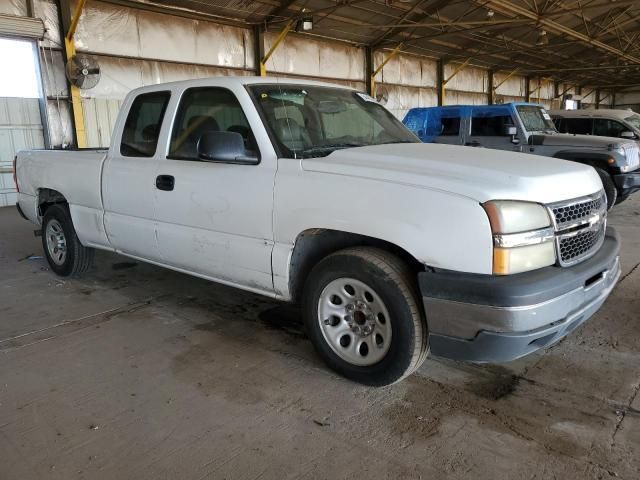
[169,87,257,160]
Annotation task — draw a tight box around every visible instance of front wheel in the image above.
[42,204,94,277]
[303,247,428,386]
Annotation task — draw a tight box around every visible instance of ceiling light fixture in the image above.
[536,29,548,46]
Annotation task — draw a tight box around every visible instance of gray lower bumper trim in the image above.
[428,256,620,362]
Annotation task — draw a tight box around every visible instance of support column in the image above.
[525,75,531,103]
[488,70,494,105]
[437,59,444,106]
[253,25,265,77]
[595,89,601,109]
[58,0,87,148]
[365,46,373,96]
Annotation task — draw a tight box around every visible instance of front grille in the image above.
[552,195,604,229]
[623,144,640,169]
[547,192,607,267]
[559,225,604,264]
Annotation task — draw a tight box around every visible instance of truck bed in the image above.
[15,149,108,224]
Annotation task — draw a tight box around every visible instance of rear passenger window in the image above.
[471,114,514,136]
[441,117,460,136]
[120,91,170,157]
[593,119,626,138]
[563,118,592,135]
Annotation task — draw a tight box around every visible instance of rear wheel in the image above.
[594,167,617,210]
[303,247,428,386]
[42,204,94,276]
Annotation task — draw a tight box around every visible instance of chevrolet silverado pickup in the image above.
[14,77,621,386]
[403,103,640,209]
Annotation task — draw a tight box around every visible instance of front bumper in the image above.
[420,227,621,362]
[613,171,640,197]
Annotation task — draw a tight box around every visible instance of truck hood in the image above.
[301,143,602,204]
[530,132,626,149]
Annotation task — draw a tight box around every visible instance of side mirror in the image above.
[197,131,257,164]
[620,131,636,139]
[505,126,520,144]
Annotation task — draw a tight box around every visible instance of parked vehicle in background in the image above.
[403,103,640,208]
[551,108,640,141]
[14,78,621,386]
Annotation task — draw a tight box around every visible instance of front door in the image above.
[102,90,170,261]
[153,87,276,293]
[466,106,520,151]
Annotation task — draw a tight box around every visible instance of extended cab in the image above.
[403,102,640,208]
[15,78,620,386]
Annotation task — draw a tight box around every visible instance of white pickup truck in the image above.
[14,77,621,386]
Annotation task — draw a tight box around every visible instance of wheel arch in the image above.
[552,151,613,172]
[288,228,425,304]
[37,188,69,217]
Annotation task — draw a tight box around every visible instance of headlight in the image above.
[483,201,556,275]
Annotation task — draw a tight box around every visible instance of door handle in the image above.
[465,141,481,147]
[156,175,175,191]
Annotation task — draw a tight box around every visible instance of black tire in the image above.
[42,204,94,277]
[594,167,617,210]
[615,194,629,206]
[302,247,428,386]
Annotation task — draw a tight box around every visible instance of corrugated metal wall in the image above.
[4,0,612,151]
[0,97,45,206]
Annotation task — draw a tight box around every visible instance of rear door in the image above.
[153,86,276,293]
[466,106,519,150]
[102,90,170,261]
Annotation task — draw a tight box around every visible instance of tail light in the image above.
[13,155,19,192]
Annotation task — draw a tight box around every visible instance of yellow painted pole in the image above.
[66,0,87,148]
[370,43,403,98]
[441,58,471,106]
[260,20,294,76]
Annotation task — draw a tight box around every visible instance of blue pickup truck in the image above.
[403,102,640,208]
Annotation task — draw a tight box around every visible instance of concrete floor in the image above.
[0,201,639,480]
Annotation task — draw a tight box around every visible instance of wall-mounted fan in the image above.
[375,86,389,105]
[66,54,101,89]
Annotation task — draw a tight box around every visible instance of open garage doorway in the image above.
[0,37,45,207]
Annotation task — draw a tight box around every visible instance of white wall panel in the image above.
[46,99,73,147]
[445,90,487,105]
[83,98,122,148]
[0,97,44,206]
[0,0,27,16]
[265,33,364,81]
[196,21,254,69]
[445,64,487,94]
[75,2,139,57]
[33,0,59,48]
[375,52,437,88]
[494,72,526,97]
[40,48,67,97]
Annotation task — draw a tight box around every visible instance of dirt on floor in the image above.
[0,199,639,480]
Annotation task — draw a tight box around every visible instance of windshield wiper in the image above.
[297,143,366,157]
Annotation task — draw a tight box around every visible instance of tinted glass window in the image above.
[471,114,513,136]
[120,91,170,157]
[593,119,627,138]
[515,106,556,132]
[169,87,257,160]
[441,116,461,136]
[563,118,592,135]
[249,85,418,158]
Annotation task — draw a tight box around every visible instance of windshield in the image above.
[516,105,557,133]
[624,114,640,131]
[248,85,419,158]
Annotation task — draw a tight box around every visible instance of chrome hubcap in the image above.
[46,219,67,266]
[317,278,392,366]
